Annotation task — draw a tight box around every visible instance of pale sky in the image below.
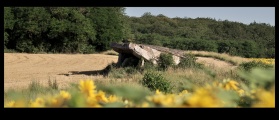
[125,7,275,26]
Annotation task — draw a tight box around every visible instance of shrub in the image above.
[157,53,175,71]
[178,53,203,69]
[141,72,172,93]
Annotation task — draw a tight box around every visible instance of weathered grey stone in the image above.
[111,42,184,66]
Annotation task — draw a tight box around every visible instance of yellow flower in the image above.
[49,97,64,107]
[224,80,239,91]
[79,79,96,97]
[212,81,220,87]
[46,92,69,107]
[155,89,162,95]
[249,58,275,65]
[149,90,177,106]
[252,88,275,108]
[137,102,150,108]
[228,80,239,90]
[30,98,45,107]
[5,101,15,107]
[237,89,245,96]
[60,90,71,100]
[5,99,26,107]
[87,95,101,107]
[147,94,176,107]
[186,88,223,107]
[108,95,119,103]
[179,90,189,96]
[161,95,176,107]
[95,90,109,103]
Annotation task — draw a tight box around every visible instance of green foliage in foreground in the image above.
[4,67,275,108]
[4,80,60,102]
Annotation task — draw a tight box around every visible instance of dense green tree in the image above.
[47,7,96,53]
[9,7,51,52]
[86,7,127,51]
[4,7,128,53]
[4,7,15,48]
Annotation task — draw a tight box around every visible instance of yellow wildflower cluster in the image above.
[146,90,184,107]
[4,79,274,108]
[4,79,122,108]
[252,86,275,108]
[5,99,27,107]
[186,87,224,107]
[5,90,72,108]
[213,79,245,96]
[249,58,275,65]
[78,79,122,107]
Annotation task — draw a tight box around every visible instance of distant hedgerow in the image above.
[238,61,273,71]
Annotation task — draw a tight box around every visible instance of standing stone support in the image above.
[116,53,123,66]
[141,59,145,67]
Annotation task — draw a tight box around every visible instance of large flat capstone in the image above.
[111,42,184,66]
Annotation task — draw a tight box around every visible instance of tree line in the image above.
[4,8,275,58]
[4,7,129,53]
[128,12,275,58]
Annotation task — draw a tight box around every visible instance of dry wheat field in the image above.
[4,53,236,91]
[4,53,118,90]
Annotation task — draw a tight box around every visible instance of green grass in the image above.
[4,80,61,102]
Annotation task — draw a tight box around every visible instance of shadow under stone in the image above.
[59,63,116,77]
